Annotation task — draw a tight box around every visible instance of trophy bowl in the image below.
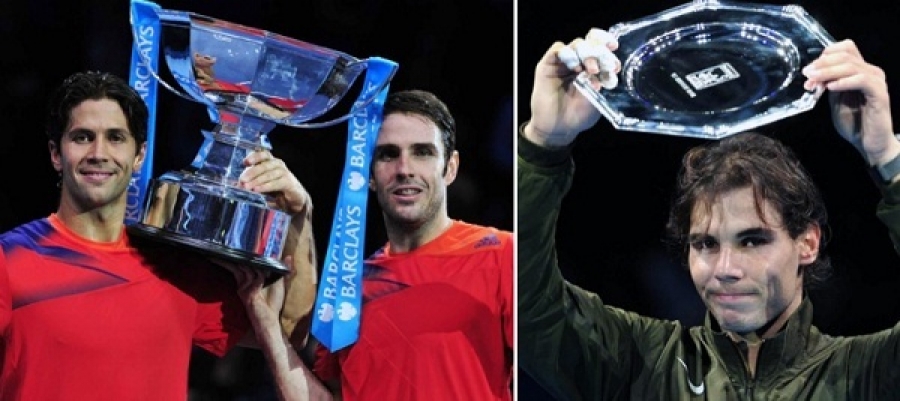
[128,0,397,276]
[575,0,835,139]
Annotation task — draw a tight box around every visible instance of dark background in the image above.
[0,0,512,399]
[518,0,900,399]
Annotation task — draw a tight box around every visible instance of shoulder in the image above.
[450,220,512,247]
[433,221,512,267]
[0,218,53,250]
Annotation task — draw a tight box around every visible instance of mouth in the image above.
[709,291,756,306]
[80,170,116,184]
[391,186,422,202]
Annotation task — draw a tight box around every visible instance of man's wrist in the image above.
[522,121,576,149]
[873,149,900,185]
[518,121,573,168]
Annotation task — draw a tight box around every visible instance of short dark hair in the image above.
[46,71,149,149]
[665,132,831,289]
[383,89,456,168]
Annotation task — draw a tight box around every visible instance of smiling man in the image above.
[518,28,900,400]
[0,71,317,400]
[311,89,514,401]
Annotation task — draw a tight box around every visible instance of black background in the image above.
[518,0,900,399]
[3,0,899,399]
[0,0,512,399]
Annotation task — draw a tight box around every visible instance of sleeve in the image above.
[187,261,252,357]
[499,231,514,351]
[517,128,678,400]
[875,180,900,255]
[312,342,341,383]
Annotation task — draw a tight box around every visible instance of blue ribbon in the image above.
[126,0,161,225]
[311,57,397,352]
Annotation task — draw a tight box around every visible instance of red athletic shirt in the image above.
[0,215,249,400]
[314,220,514,401]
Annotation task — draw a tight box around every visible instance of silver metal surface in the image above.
[130,171,291,274]
[128,3,396,275]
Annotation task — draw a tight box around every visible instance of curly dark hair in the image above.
[665,132,832,289]
[45,71,148,149]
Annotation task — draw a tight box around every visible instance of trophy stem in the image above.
[193,119,275,188]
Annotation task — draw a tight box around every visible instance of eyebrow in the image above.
[374,142,437,150]
[688,226,774,241]
[67,127,128,134]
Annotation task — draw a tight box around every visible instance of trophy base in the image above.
[126,224,290,277]
[131,171,293,278]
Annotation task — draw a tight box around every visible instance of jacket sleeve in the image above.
[517,128,678,400]
[875,180,900,255]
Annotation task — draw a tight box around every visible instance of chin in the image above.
[713,308,763,333]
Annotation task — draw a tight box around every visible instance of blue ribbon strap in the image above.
[126,0,161,225]
[311,57,397,352]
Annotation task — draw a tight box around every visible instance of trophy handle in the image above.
[131,0,399,129]
[130,0,220,118]
[289,59,399,129]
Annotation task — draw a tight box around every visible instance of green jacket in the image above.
[517,131,900,400]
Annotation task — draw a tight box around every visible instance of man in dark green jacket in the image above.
[518,29,900,400]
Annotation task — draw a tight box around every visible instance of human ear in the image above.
[443,150,459,185]
[798,224,821,265]
[48,140,62,173]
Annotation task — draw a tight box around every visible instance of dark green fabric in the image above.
[517,128,900,400]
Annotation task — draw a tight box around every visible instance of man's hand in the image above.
[803,39,898,166]
[218,256,290,325]
[240,149,311,215]
[526,28,619,148]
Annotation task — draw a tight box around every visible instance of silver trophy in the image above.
[576,0,835,139]
[127,1,397,275]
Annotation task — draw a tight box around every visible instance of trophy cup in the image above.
[127,1,398,276]
[575,0,835,139]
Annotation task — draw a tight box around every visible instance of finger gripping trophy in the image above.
[127,0,398,276]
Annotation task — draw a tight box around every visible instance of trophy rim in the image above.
[138,3,389,129]
[586,0,835,139]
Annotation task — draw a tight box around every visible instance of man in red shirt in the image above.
[311,90,513,401]
[0,71,316,400]
[239,89,514,401]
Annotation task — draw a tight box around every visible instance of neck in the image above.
[384,215,453,253]
[726,293,804,378]
[55,201,126,243]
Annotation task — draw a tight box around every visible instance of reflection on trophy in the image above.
[576,0,835,139]
[127,1,397,276]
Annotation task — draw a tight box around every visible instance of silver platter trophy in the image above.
[127,1,397,276]
[575,0,835,139]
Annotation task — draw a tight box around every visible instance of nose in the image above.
[393,152,414,179]
[85,137,111,161]
[713,246,743,282]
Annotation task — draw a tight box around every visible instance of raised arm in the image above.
[805,39,898,171]
[240,150,319,351]
[230,260,333,401]
[518,29,662,400]
[804,40,900,248]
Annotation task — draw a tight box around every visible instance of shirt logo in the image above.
[677,357,705,396]
[474,234,501,248]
